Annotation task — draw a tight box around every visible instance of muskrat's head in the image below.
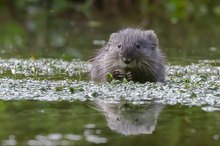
[107,28,159,68]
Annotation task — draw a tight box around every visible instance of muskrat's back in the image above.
[90,28,166,83]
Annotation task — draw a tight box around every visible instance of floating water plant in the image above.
[0,58,219,107]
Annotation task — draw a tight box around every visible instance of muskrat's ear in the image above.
[109,33,118,41]
[106,33,118,50]
[145,30,158,45]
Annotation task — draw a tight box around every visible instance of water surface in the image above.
[1,101,220,146]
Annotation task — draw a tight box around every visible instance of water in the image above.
[0,1,220,146]
[0,101,220,146]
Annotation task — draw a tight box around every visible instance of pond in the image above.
[0,101,220,146]
[0,1,220,146]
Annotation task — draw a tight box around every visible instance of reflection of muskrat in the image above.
[90,28,166,83]
[94,101,164,135]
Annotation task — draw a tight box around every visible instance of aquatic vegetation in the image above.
[0,58,90,78]
[0,58,219,106]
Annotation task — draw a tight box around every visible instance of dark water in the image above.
[0,101,220,146]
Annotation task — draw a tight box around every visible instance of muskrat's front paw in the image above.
[126,72,134,81]
[113,69,124,80]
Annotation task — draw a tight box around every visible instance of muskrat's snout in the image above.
[119,49,134,64]
[121,57,133,64]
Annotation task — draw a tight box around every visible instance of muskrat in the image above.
[90,28,166,83]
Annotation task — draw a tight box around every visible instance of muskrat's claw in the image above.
[126,71,133,81]
[113,69,124,80]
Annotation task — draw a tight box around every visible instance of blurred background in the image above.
[0,0,220,62]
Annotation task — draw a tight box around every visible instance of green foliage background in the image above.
[0,0,219,60]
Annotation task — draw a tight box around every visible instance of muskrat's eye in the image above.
[118,44,122,49]
[136,44,141,49]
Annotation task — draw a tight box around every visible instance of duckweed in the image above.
[0,58,219,107]
[0,58,90,78]
[55,86,63,92]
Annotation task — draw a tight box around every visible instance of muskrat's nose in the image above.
[122,57,132,64]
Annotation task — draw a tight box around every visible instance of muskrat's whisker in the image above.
[139,59,157,78]
[146,58,165,67]
[137,60,145,72]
